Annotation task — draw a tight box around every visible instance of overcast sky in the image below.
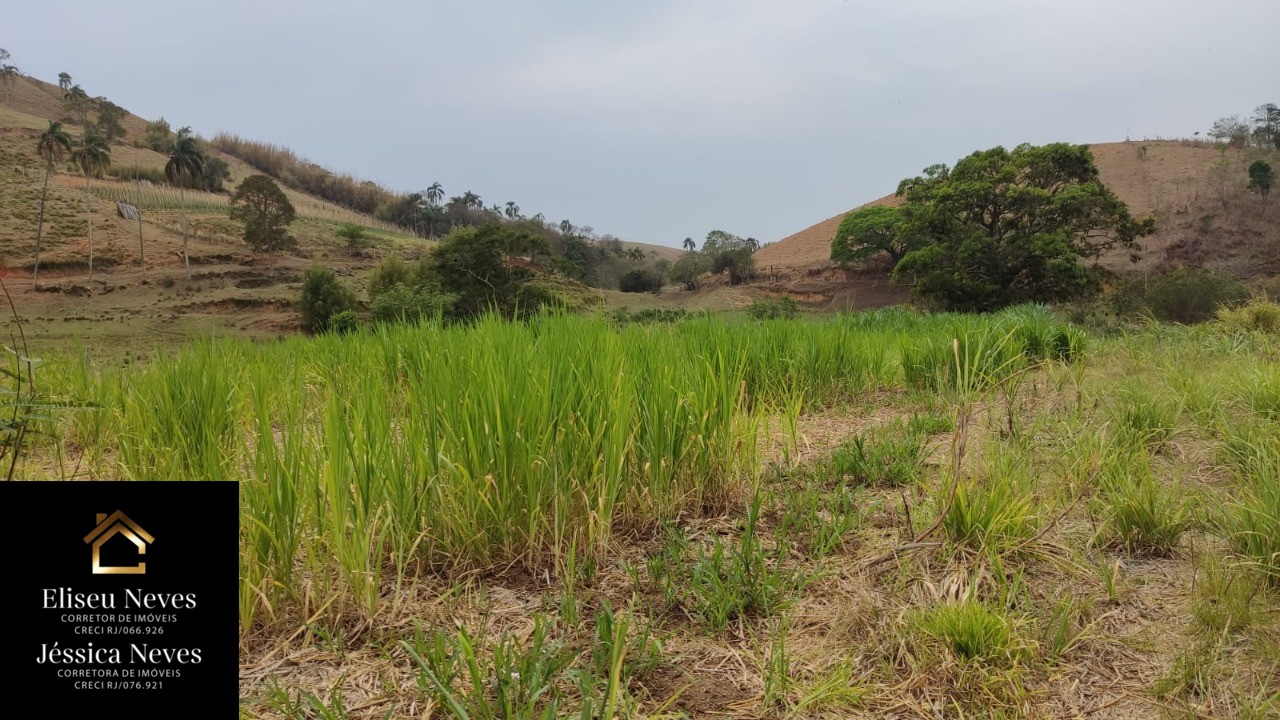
[8,0,1278,246]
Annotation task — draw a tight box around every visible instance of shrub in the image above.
[1127,268,1249,323]
[298,265,357,333]
[747,297,800,320]
[327,310,360,335]
[610,308,688,325]
[618,269,664,293]
[1215,297,1280,334]
[336,223,371,249]
[369,283,454,324]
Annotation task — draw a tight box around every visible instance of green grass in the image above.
[908,601,1031,665]
[23,306,1082,634]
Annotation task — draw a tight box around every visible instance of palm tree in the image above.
[559,219,574,237]
[461,190,482,209]
[504,201,520,220]
[164,127,205,277]
[57,72,72,93]
[626,247,646,262]
[425,182,444,206]
[682,237,696,252]
[64,84,91,126]
[746,237,759,253]
[0,64,20,103]
[70,130,111,279]
[34,121,73,287]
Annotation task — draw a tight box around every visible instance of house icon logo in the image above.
[83,511,154,575]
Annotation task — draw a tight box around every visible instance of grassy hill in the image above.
[757,140,1280,278]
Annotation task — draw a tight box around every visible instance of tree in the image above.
[1209,115,1251,146]
[702,230,756,284]
[1248,160,1274,215]
[336,223,369,249]
[93,97,128,144]
[1253,103,1280,150]
[429,224,549,319]
[0,62,19,103]
[33,121,72,287]
[670,251,712,290]
[504,201,520,220]
[425,182,444,206]
[460,191,482,208]
[63,84,91,127]
[420,204,445,237]
[893,143,1155,311]
[230,175,297,253]
[144,117,173,152]
[683,237,696,251]
[57,72,71,93]
[199,154,231,193]
[70,130,111,278]
[164,126,205,277]
[626,247,646,262]
[831,205,923,267]
[298,265,356,333]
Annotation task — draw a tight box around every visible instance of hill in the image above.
[0,71,691,348]
[757,140,1280,278]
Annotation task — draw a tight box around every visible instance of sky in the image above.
[7,0,1279,247]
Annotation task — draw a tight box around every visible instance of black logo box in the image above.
[0,481,238,718]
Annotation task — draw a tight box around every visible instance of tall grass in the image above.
[33,308,1080,633]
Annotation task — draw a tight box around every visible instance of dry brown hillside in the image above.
[0,73,424,348]
[758,141,1280,277]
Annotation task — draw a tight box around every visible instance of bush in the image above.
[618,269,664,293]
[369,283,454,324]
[1120,268,1249,323]
[611,308,688,325]
[328,310,360,335]
[1216,297,1280,333]
[336,223,371,249]
[298,265,357,333]
[747,297,799,320]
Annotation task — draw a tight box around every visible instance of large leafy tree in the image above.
[70,130,111,278]
[830,204,921,267]
[429,224,549,319]
[230,174,297,253]
[670,250,712,290]
[702,230,755,284]
[164,126,205,276]
[893,143,1154,311]
[33,121,73,287]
